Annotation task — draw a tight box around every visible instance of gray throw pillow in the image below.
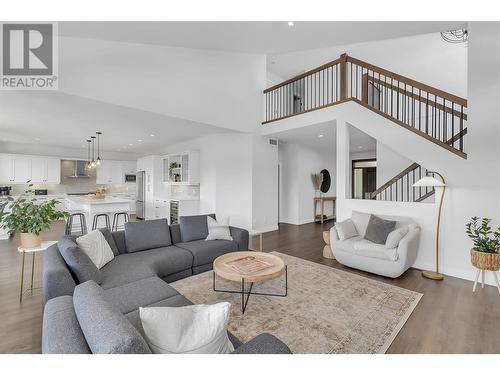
[57,236,103,284]
[364,215,396,245]
[124,219,171,253]
[179,214,216,243]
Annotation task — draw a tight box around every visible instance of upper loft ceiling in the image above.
[60,21,464,54]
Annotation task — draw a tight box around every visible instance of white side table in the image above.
[248,230,264,252]
[18,241,57,303]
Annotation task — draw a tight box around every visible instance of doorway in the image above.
[352,159,377,199]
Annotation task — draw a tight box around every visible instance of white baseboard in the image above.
[413,260,497,287]
[251,225,279,233]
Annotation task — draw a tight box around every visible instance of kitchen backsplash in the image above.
[9,160,136,195]
[170,185,200,199]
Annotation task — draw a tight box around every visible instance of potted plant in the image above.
[0,183,69,248]
[465,217,500,271]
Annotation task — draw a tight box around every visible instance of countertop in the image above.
[65,196,134,205]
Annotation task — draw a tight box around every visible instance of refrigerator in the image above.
[136,171,146,220]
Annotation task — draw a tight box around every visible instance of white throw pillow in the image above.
[139,302,234,354]
[76,230,115,269]
[385,226,409,249]
[351,211,372,237]
[206,216,233,241]
[335,219,358,241]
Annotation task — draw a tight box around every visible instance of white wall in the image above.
[60,37,266,133]
[376,142,413,189]
[269,32,467,98]
[252,135,279,231]
[264,24,500,287]
[152,133,278,231]
[279,142,336,225]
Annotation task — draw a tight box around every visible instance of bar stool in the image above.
[65,212,87,236]
[112,212,129,231]
[92,213,111,231]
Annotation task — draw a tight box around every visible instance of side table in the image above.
[18,241,57,303]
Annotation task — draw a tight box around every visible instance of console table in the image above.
[314,196,336,224]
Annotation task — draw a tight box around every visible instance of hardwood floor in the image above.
[0,221,499,354]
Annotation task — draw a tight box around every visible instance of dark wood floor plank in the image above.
[0,220,498,353]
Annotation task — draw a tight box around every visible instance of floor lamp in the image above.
[413,171,446,280]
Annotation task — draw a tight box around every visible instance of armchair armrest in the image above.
[231,333,292,354]
[229,226,249,250]
[397,227,421,269]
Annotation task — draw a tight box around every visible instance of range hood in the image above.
[65,160,90,178]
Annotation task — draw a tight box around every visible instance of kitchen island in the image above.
[65,196,133,233]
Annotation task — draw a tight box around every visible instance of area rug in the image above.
[171,252,422,354]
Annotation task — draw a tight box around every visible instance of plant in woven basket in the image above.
[465,217,500,254]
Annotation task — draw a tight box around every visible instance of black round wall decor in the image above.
[320,169,331,193]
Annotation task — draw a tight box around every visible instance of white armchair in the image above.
[330,211,420,278]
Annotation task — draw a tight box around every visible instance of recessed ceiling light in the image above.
[358,146,363,149]
[318,134,324,138]
[129,143,133,146]
[288,21,294,27]
[137,139,143,142]
[150,134,155,137]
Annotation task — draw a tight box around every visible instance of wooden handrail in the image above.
[263,56,343,94]
[347,55,467,107]
[367,162,420,199]
[366,75,467,120]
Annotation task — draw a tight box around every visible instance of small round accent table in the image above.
[18,241,57,303]
[213,251,287,314]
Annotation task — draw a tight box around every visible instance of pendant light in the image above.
[86,139,92,169]
[96,131,102,166]
[90,136,96,168]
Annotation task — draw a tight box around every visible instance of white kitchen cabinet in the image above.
[0,154,61,184]
[31,157,61,184]
[0,155,13,182]
[153,199,170,220]
[46,157,61,183]
[96,160,137,185]
[12,155,31,183]
[162,151,199,185]
[122,161,137,175]
[96,160,125,185]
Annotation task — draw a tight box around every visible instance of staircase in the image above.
[263,54,468,159]
[365,163,435,202]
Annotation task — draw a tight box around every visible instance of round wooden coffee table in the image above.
[213,251,287,314]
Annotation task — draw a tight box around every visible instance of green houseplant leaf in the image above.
[466,217,500,254]
[0,183,69,236]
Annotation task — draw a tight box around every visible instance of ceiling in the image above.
[273,121,376,153]
[0,91,232,153]
[2,21,460,156]
[60,21,463,54]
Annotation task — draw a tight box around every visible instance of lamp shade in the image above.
[413,175,446,188]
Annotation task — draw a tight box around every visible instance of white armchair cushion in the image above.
[335,219,358,241]
[354,239,399,261]
[385,227,409,249]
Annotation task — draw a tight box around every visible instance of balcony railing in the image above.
[263,54,468,159]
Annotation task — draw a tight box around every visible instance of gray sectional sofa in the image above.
[42,214,291,354]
